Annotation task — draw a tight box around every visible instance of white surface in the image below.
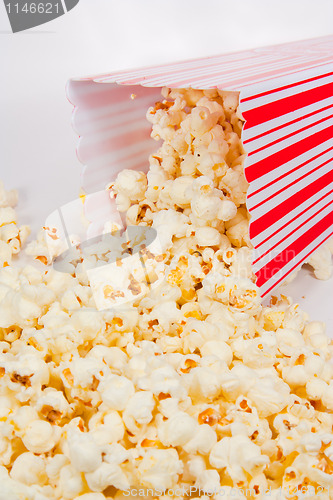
[277,267,333,329]
[0,0,332,327]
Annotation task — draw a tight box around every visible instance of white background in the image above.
[0,0,332,327]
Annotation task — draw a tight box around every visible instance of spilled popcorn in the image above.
[0,88,332,500]
[0,181,30,267]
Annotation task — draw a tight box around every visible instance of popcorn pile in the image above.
[0,88,332,500]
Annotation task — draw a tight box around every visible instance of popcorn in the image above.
[202,273,261,314]
[112,169,148,212]
[306,240,333,280]
[152,208,189,252]
[101,374,135,411]
[0,207,16,226]
[210,435,269,482]
[22,419,60,453]
[136,448,183,490]
[200,340,233,365]
[218,199,238,221]
[0,86,332,498]
[10,452,47,486]
[322,381,333,411]
[158,411,198,447]
[169,175,194,207]
[67,429,102,473]
[74,495,106,500]
[139,364,187,400]
[45,454,69,483]
[0,184,30,267]
[183,423,217,455]
[0,240,13,268]
[0,181,18,208]
[195,468,221,492]
[85,462,130,491]
[246,376,290,417]
[70,308,105,341]
[58,463,85,499]
[123,390,155,427]
[89,410,125,446]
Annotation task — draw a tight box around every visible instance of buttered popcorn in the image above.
[0,181,30,267]
[0,88,333,500]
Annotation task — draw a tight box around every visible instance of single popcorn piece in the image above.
[0,181,18,208]
[25,227,66,265]
[305,239,333,280]
[0,85,332,499]
[210,435,269,482]
[22,419,60,453]
[100,374,135,411]
[85,461,130,492]
[10,452,47,486]
[67,429,102,473]
[157,411,198,447]
[136,448,183,490]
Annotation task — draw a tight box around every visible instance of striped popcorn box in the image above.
[66,35,333,297]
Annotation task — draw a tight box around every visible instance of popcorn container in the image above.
[65,35,333,298]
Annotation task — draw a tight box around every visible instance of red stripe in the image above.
[250,158,332,212]
[247,145,333,199]
[260,232,333,296]
[243,104,333,145]
[241,71,333,103]
[243,82,333,128]
[252,198,333,264]
[249,170,333,239]
[255,212,333,287]
[251,190,333,253]
[248,114,333,156]
[245,126,333,183]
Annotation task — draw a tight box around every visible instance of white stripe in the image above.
[240,73,333,113]
[80,117,153,145]
[252,202,333,269]
[239,63,333,98]
[250,183,333,248]
[246,138,333,194]
[99,54,333,91]
[135,57,333,90]
[96,52,271,81]
[247,153,333,208]
[183,54,327,89]
[80,136,154,164]
[259,228,333,296]
[75,105,154,136]
[112,54,280,86]
[247,116,333,168]
[242,97,333,148]
[233,62,333,90]
[249,161,332,216]
[75,93,159,123]
[119,53,324,89]
[95,36,333,84]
